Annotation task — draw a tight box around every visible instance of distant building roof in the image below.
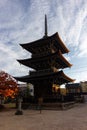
[66,83,81,89]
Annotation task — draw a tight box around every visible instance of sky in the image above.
[0,0,87,83]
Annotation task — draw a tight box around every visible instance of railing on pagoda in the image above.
[30,69,54,76]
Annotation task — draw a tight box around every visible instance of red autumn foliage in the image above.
[0,71,18,98]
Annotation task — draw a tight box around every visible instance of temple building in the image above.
[15,15,74,102]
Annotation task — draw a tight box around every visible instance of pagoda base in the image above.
[34,81,52,99]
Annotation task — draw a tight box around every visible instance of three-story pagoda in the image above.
[15,15,74,101]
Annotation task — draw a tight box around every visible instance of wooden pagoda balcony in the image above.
[32,52,49,58]
[29,69,55,76]
[31,48,56,58]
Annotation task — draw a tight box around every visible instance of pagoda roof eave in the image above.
[14,70,75,85]
[55,32,70,53]
[17,51,72,69]
[20,32,69,54]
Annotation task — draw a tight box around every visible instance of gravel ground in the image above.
[0,103,87,130]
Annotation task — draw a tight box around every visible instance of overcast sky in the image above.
[0,0,87,83]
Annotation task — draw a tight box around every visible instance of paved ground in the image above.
[0,103,87,130]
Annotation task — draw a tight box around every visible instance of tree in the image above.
[0,71,18,99]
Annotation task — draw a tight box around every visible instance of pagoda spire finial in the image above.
[44,14,48,37]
